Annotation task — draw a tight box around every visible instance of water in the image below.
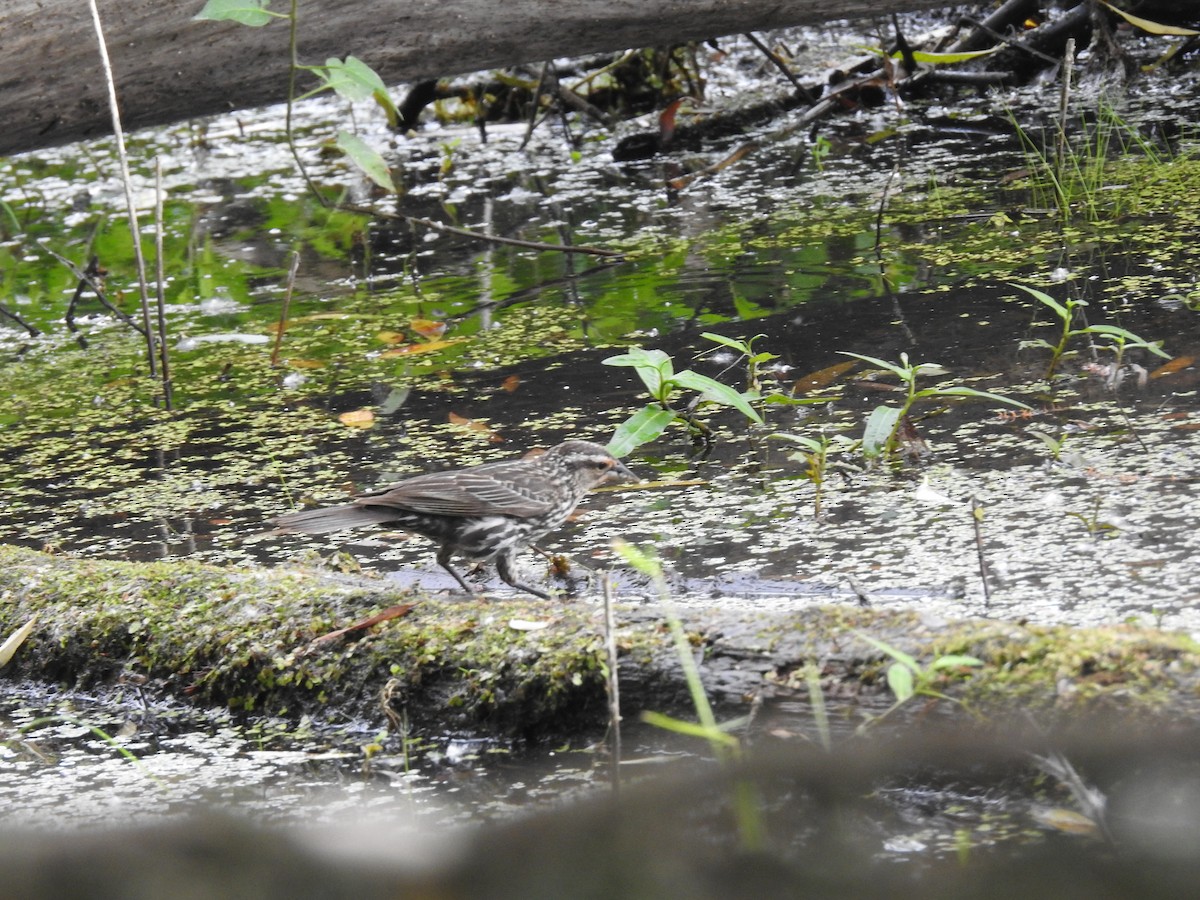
[3,23,1200,855]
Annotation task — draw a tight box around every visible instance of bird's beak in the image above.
[604,459,640,486]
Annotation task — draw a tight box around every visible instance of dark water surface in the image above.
[3,25,1200,854]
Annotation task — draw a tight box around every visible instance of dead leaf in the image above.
[380,338,461,357]
[410,318,448,339]
[376,330,407,344]
[1031,807,1099,836]
[338,409,375,428]
[310,604,419,646]
[508,619,551,631]
[449,412,502,441]
[792,360,857,394]
[501,374,521,393]
[284,358,326,369]
[1150,355,1194,378]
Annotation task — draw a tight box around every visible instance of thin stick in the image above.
[602,575,621,798]
[48,249,144,334]
[1056,38,1075,175]
[745,32,816,102]
[154,158,173,410]
[970,496,992,608]
[0,302,40,337]
[271,250,302,367]
[86,0,157,376]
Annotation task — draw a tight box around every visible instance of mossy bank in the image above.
[3,544,1200,738]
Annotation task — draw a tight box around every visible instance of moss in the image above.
[4,544,1200,739]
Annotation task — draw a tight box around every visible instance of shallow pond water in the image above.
[3,22,1200,858]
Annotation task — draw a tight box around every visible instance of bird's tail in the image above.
[268,503,398,535]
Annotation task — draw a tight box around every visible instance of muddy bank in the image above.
[2,544,1198,736]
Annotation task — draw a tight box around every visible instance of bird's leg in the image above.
[495,551,552,600]
[436,546,478,595]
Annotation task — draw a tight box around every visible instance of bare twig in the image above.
[602,575,622,797]
[271,250,302,367]
[744,32,817,103]
[338,203,624,258]
[0,302,41,337]
[86,0,156,375]
[970,496,991,608]
[48,249,145,335]
[154,157,173,410]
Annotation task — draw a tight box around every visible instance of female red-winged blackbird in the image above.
[269,440,637,599]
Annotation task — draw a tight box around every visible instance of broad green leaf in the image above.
[886,663,915,702]
[603,347,672,368]
[700,331,750,353]
[603,347,674,397]
[672,370,763,423]
[855,630,921,674]
[915,386,1032,409]
[1083,325,1171,358]
[1011,283,1071,320]
[861,405,901,457]
[335,131,394,192]
[1099,0,1199,36]
[320,56,387,101]
[606,405,676,457]
[193,0,279,25]
[769,432,823,452]
[839,351,910,379]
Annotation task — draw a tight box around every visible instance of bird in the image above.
[268,440,638,599]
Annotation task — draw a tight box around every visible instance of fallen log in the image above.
[2,544,1199,738]
[0,0,959,157]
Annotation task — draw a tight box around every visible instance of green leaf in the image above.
[640,711,741,747]
[607,405,676,457]
[1082,325,1172,358]
[916,386,1032,409]
[902,46,1003,64]
[335,131,394,192]
[855,630,921,674]
[769,432,823,452]
[672,370,764,423]
[1099,0,1199,36]
[700,331,750,353]
[861,405,901,457]
[839,351,910,379]
[193,0,280,25]
[1010,283,1071,321]
[603,347,674,397]
[929,655,985,670]
[886,663,915,702]
[320,56,388,101]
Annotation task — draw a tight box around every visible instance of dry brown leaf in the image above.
[792,360,857,393]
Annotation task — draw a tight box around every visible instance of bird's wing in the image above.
[353,463,554,517]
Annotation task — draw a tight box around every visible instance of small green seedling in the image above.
[1014,284,1170,381]
[841,351,1029,460]
[604,346,763,456]
[853,630,983,727]
[769,431,858,516]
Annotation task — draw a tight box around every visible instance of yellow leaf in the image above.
[380,338,461,357]
[410,318,448,339]
[1099,0,1199,35]
[338,409,375,428]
